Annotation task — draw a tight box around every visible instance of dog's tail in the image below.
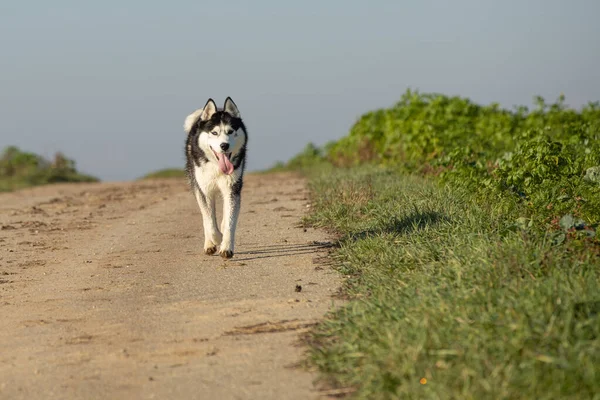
[184,108,204,134]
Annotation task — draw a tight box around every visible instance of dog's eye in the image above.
[227,130,234,135]
[211,131,218,136]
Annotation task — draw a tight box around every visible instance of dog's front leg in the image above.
[193,187,222,255]
[219,191,241,259]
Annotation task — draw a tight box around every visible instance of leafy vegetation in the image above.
[326,90,600,236]
[0,146,98,192]
[283,91,600,398]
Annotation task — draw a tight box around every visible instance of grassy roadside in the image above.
[302,166,599,399]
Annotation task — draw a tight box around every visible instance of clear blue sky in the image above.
[1,0,599,181]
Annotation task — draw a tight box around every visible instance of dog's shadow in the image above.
[233,211,446,262]
[344,210,448,242]
[233,241,336,262]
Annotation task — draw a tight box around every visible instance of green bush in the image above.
[0,146,98,191]
[325,90,600,236]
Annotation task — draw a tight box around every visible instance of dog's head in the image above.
[184,97,247,175]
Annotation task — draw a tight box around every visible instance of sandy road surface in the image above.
[0,173,341,400]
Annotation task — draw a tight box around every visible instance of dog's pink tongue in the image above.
[217,153,234,175]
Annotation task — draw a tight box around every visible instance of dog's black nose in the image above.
[220,143,230,151]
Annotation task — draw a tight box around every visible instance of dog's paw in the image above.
[204,246,217,255]
[219,250,234,259]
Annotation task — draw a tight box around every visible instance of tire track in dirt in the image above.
[0,173,341,400]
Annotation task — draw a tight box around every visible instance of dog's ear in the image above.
[224,97,240,118]
[183,98,218,133]
[200,98,218,121]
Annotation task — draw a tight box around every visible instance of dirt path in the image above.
[0,173,340,400]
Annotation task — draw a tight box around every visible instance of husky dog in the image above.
[184,97,248,259]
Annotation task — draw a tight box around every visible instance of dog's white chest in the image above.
[194,165,238,194]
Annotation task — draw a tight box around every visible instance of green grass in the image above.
[0,146,98,192]
[276,90,600,398]
[140,168,186,180]
[303,166,599,399]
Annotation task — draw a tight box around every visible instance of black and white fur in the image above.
[184,97,247,259]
